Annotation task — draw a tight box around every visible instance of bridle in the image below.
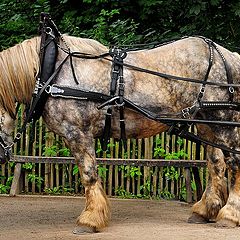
[0,109,22,163]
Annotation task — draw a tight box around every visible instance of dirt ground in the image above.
[0,195,239,240]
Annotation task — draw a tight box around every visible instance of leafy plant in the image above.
[73,165,79,175]
[98,164,108,179]
[44,185,74,194]
[0,184,10,194]
[123,166,142,178]
[27,174,44,190]
[164,166,180,181]
[0,176,13,194]
[22,163,34,170]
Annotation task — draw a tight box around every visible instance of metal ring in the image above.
[45,27,52,34]
[200,87,205,93]
[45,85,51,94]
[229,86,235,94]
[15,132,22,140]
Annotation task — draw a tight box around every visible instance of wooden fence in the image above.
[0,108,208,202]
[9,156,206,202]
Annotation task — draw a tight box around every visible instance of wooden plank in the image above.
[114,141,119,196]
[24,124,29,193]
[185,167,192,203]
[102,151,107,191]
[131,139,136,195]
[11,156,206,167]
[152,166,157,196]
[38,118,43,193]
[32,123,37,194]
[126,139,131,193]
[108,138,114,196]
[55,135,60,189]
[137,139,142,195]
[9,163,22,196]
[1,163,5,184]
[144,138,150,186]
[120,145,124,190]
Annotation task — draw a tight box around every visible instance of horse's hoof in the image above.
[72,225,98,235]
[188,213,208,224]
[215,219,237,228]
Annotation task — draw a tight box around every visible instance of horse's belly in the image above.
[111,108,168,139]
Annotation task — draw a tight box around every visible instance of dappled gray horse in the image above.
[1,23,240,233]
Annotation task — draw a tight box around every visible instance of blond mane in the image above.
[0,35,108,118]
[0,37,40,117]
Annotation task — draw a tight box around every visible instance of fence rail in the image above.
[7,156,207,203]
[0,110,208,203]
[12,156,206,167]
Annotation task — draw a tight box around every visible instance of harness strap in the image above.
[197,38,214,102]
[29,13,59,122]
[45,84,240,155]
[101,49,118,151]
[212,42,234,102]
[116,50,127,149]
[101,48,127,150]
[45,84,240,128]
[171,126,240,155]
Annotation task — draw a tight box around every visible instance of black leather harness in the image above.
[9,13,240,157]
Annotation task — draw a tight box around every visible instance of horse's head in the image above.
[0,108,15,164]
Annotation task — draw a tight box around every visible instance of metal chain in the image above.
[48,18,70,51]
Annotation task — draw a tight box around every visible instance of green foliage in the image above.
[43,141,71,157]
[27,174,44,190]
[44,185,74,194]
[124,166,142,178]
[0,176,13,194]
[0,183,10,194]
[73,165,79,175]
[1,0,240,51]
[154,136,188,160]
[159,188,175,200]
[43,145,58,157]
[98,164,108,179]
[164,166,180,181]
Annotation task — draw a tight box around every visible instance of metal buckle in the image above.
[182,107,190,118]
[118,82,125,89]
[45,85,64,95]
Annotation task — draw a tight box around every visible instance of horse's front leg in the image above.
[216,154,240,227]
[188,146,228,223]
[69,136,110,234]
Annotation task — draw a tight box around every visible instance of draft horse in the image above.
[1,14,240,233]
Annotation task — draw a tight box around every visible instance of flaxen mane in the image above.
[0,37,40,117]
[0,35,107,118]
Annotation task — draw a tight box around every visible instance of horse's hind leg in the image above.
[188,146,228,223]
[70,136,110,234]
[216,154,240,227]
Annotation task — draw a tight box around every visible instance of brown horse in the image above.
[1,31,240,233]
